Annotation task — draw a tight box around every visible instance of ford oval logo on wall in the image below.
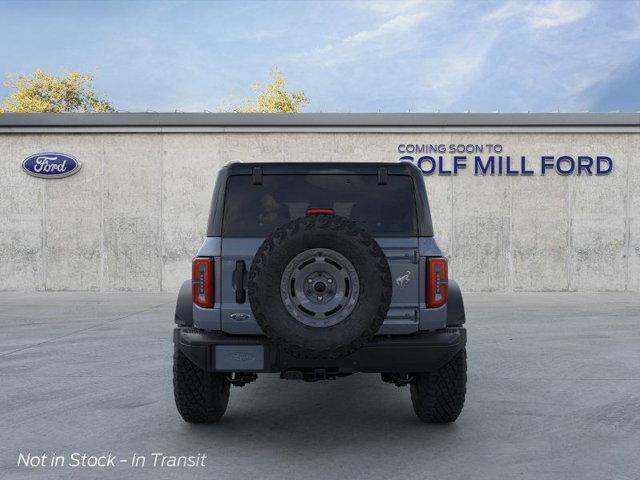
[22,152,81,179]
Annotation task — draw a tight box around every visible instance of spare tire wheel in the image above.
[248,214,392,359]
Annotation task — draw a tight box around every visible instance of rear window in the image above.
[222,174,418,237]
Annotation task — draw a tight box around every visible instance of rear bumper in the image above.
[174,327,466,374]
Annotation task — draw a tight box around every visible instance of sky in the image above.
[0,0,639,112]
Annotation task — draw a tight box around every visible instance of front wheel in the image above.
[410,348,467,423]
[173,347,230,423]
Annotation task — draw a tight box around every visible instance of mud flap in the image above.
[174,279,194,326]
[447,279,465,326]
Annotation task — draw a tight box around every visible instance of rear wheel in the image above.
[410,348,467,423]
[173,347,230,423]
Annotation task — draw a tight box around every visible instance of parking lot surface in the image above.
[1,291,639,480]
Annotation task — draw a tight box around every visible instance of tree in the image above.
[233,69,309,113]
[1,70,114,113]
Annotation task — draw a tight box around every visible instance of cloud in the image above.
[301,11,431,66]
[484,0,591,29]
[476,0,640,111]
[350,0,430,16]
[292,0,638,112]
[619,0,640,41]
[417,27,500,110]
[530,0,592,28]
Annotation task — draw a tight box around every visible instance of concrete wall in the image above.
[0,130,638,292]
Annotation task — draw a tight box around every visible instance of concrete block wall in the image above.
[0,131,638,292]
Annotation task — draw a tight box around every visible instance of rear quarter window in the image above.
[222,174,418,237]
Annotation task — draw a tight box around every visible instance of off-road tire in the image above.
[248,214,392,359]
[173,347,230,423]
[410,348,467,423]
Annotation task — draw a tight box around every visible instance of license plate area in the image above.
[215,345,264,371]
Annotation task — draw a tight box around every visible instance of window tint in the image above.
[222,174,417,236]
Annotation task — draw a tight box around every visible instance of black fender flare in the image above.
[447,279,465,326]
[175,279,194,326]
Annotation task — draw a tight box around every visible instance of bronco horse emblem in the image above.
[395,270,411,288]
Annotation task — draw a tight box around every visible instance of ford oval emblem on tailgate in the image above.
[22,152,81,179]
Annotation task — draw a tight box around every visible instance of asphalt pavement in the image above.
[1,291,639,480]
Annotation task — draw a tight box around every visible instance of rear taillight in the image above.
[426,257,448,308]
[192,257,214,308]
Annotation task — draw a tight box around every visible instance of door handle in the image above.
[232,260,247,304]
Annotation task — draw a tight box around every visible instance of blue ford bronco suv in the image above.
[173,162,467,423]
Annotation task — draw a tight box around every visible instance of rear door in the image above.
[219,172,421,335]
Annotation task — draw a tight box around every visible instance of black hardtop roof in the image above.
[219,161,422,177]
[207,161,433,237]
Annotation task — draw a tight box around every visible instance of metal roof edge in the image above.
[0,112,639,128]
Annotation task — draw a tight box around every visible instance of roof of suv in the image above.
[219,161,423,176]
[207,161,433,237]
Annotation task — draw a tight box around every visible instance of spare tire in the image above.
[248,214,392,359]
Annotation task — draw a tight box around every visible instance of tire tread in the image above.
[173,348,230,423]
[410,348,467,423]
